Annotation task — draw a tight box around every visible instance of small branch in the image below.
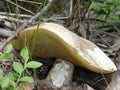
[0,15,28,23]
[0,28,13,37]
[0,12,32,18]
[0,0,56,51]
[17,0,42,5]
[82,0,92,19]
[0,12,31,23]
[5,0,35,15]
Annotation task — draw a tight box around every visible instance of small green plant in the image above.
[0,44,13,60]
[0,44,42,90]
[89,0,120,32]
[90,0,120,22]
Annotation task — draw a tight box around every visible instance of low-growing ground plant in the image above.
[89,0,120,32]
[0,44,42,90]
[90,0,120,22]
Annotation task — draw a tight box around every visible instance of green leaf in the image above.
[0,44,13,60]
[26,61,42,68]
[106,0,120,4]
[98,14,106,20]
[116,6,120,11]
[14,86,23,90]
[106,0,113,4]
[0,53,12,60]
[109,13,120,22]
[7,72,15,81]
[90,2,103,12]
[1,76,9,88]
[0,69,3,80]
[20,45,29,63]
[13,62,23,74]
[6,44,13,53]
[20,76,34,83]
[9,80,16,87]
[89,2,95,9]
[102,7,109,14]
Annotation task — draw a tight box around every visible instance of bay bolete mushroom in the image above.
[11,22,117,74]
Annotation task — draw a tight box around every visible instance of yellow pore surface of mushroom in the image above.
[11,22,117,74]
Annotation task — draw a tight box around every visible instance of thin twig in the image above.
[17,0,42,5]
[5,0,35,15]
[82,0,92,19]
[0,0,56,51]
[50,0,73,20]
[0,15,28,23]
[0,12,32,18]
[87,18,120,33]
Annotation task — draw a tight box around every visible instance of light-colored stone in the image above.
[46,59,74,88]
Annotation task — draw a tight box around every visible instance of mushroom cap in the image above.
[12,22,117,74]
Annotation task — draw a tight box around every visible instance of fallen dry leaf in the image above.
[20,82,35,90]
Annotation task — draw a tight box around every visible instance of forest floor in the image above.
[0,0,120,90]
